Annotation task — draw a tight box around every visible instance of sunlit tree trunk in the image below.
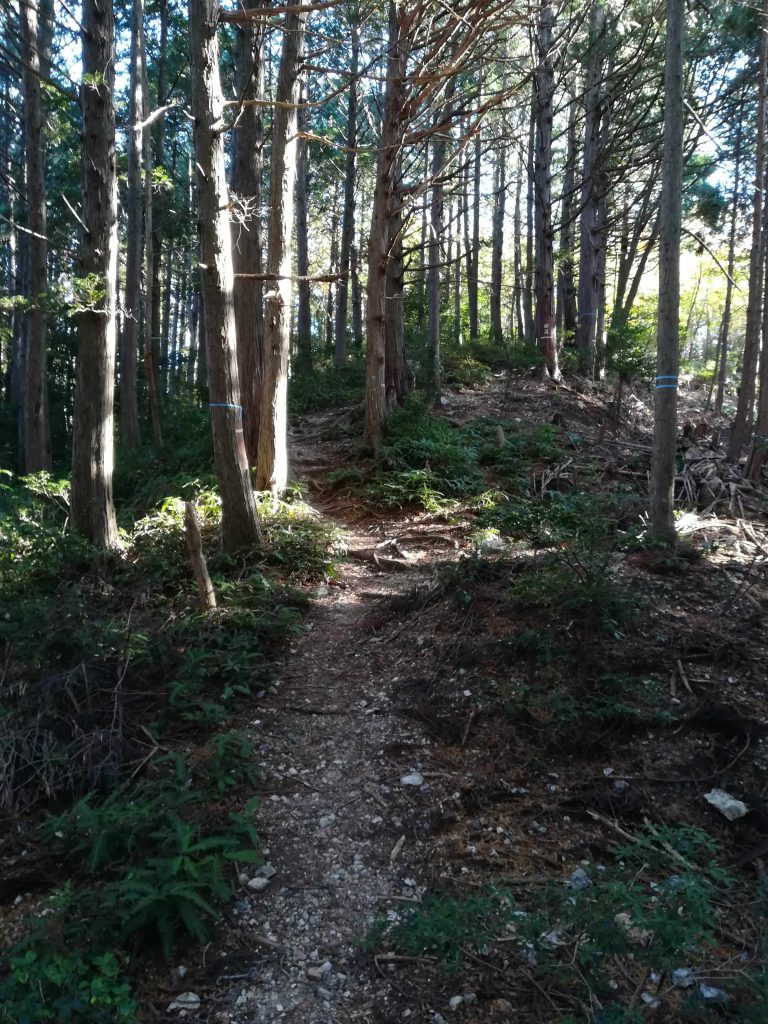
[256,4,308,492]
[231,0,265,462]
[189,0,261,548]
[334,17,359,367]
[364,1,406,449]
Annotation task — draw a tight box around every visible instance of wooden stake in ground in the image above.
[184,501,216,611]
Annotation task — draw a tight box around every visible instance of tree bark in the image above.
[295,77,312,372]
[523,90,535,343]
[20,0,51,472]
[649,0,685,546]
[71,0,119,549]
[728,0,768,463]
[468,129,481,341]
[364,1,405,450]
[256,4,308,493]
[576,3,606,377]
[231,1,265,462]
[533,1,559,378]
[189,0,261,548]
[334,18,359,367]
[149,0,168,406]
[490,132,507,344]
[143,69,164,448]
[557,85,578,338]
[713,105,743,416]
[427,92,454,405]
[120,0,145,450]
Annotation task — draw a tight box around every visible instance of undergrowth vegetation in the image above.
[367,824,768,1021]
[0,406,338,1021]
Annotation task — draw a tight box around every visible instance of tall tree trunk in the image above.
[120,0,145,449]
[728,0,768,463]
[523,90,535,343]
[20,0,51,471]
[576,3,606,377]
[490,135,507,344]
[256,4,308,493]
[149,0,168,407]
[468,129,481,341]
[351,214,364,350]
[71,0,119,548]
[231,1,265,463]
[189,0,261,548]
[365,1,405,449]
[649,0,685,545]
[295,78,312,372]
[334,18,359,367]
[714,106,743,416]
[325,192,339,356]
[533,1,559,378]
[513,156,524,340]
[385,153,408,408]
[427,92,453,405]
[557,87,578,338]
[143,64,163,448]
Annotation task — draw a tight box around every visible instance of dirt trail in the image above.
[216,419,468,1023]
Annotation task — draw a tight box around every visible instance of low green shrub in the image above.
[290,360,365,415]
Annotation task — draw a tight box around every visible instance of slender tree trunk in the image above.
[523,91,535,343]
[120,0,145,449]
[189,0,261,548]
[143,63,163,448]
[334,19,359,367]
[295,77,312,372]
[714,108,743,416]
[533,1,559,378]
[427,90,454,405]
[576,3,605,377]
[468,129,481,341]
[256,4,308,493]
[649,0,685,545]
[149,0,168,406]
[187,287,199,386]
[325,192,339,356]
[20,0,51,471]
[490,135,507,344]
[365,1,405,449]
[385,153,408,408]
[728,0,768,463]
[231,1,265,462]
[71,0,119,548]
[351,213,364,350]
[557,86,578,337]
[513,156,524,340]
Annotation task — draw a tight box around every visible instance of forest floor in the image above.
[3,369,768,1024]
[165,372,768,1024]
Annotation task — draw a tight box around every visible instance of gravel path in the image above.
[218,522,439,1024]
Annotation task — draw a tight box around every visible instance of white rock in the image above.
[401,772,424,787]
[248,876,270,892]
[703,788,748,821]
[448,995,464,1011]
[168,992,201,1012]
